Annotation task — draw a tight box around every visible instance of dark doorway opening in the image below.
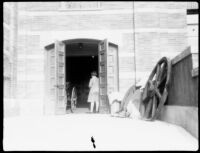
[66,56,98,108]
[65,39,99,112]
[64,39,99,113]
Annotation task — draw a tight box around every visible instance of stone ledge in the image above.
[171,47,199,72]
[191,67,198,77]
[192,53,198,69]
[171,46,191,65]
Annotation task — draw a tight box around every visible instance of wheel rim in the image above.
[141,57,172,120]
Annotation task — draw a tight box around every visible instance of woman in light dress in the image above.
[87,71,99,113]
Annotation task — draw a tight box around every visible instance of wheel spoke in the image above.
[148,80,154,91]
[158,72,167,86]
[151,95,157,119]
[155,88,162,99]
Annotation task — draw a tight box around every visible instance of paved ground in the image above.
[3,113,198,151]
[66,107,90,114]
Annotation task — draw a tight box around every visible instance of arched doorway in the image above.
[44,38,119,115]
[65,39,100,112]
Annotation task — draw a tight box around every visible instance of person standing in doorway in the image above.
[87,71,99,113]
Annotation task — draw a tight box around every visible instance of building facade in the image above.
[187,2,198,66]
[4,2,195,116]
[3,2,18,117]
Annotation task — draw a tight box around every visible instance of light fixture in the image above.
[78,43,83,49]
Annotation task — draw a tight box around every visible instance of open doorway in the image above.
[44,38,119,115]
[65,40,99,112]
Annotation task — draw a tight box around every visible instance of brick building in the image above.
[3,2,18,116]
[3,2,197,116]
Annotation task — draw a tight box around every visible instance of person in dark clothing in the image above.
[65,82,72,111]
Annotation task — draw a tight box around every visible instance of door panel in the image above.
[44,40,66,115]
[107,43,119,94]
[98,39,108,113]
[98,39,119,114]
[44,47,56,115]
[55,40,66,115]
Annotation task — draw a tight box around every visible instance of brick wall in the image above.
[17,2,135,103]
[18,2,60,11]
[18,2,133,11]
[14,2,188,115]
[18,14,134,31]
[134,2,188,80]
[3,2,19,117]
[187,13,198,53]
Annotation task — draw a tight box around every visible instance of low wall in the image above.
[158,47,198,139]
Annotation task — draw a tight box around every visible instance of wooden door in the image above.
[55,40,66,115]
[44,40,66,115]
[98,39,119,113]
[107,43,119,94]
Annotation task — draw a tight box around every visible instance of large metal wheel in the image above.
[139,57,172,121]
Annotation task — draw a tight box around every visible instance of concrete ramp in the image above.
[3,114,198,151]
